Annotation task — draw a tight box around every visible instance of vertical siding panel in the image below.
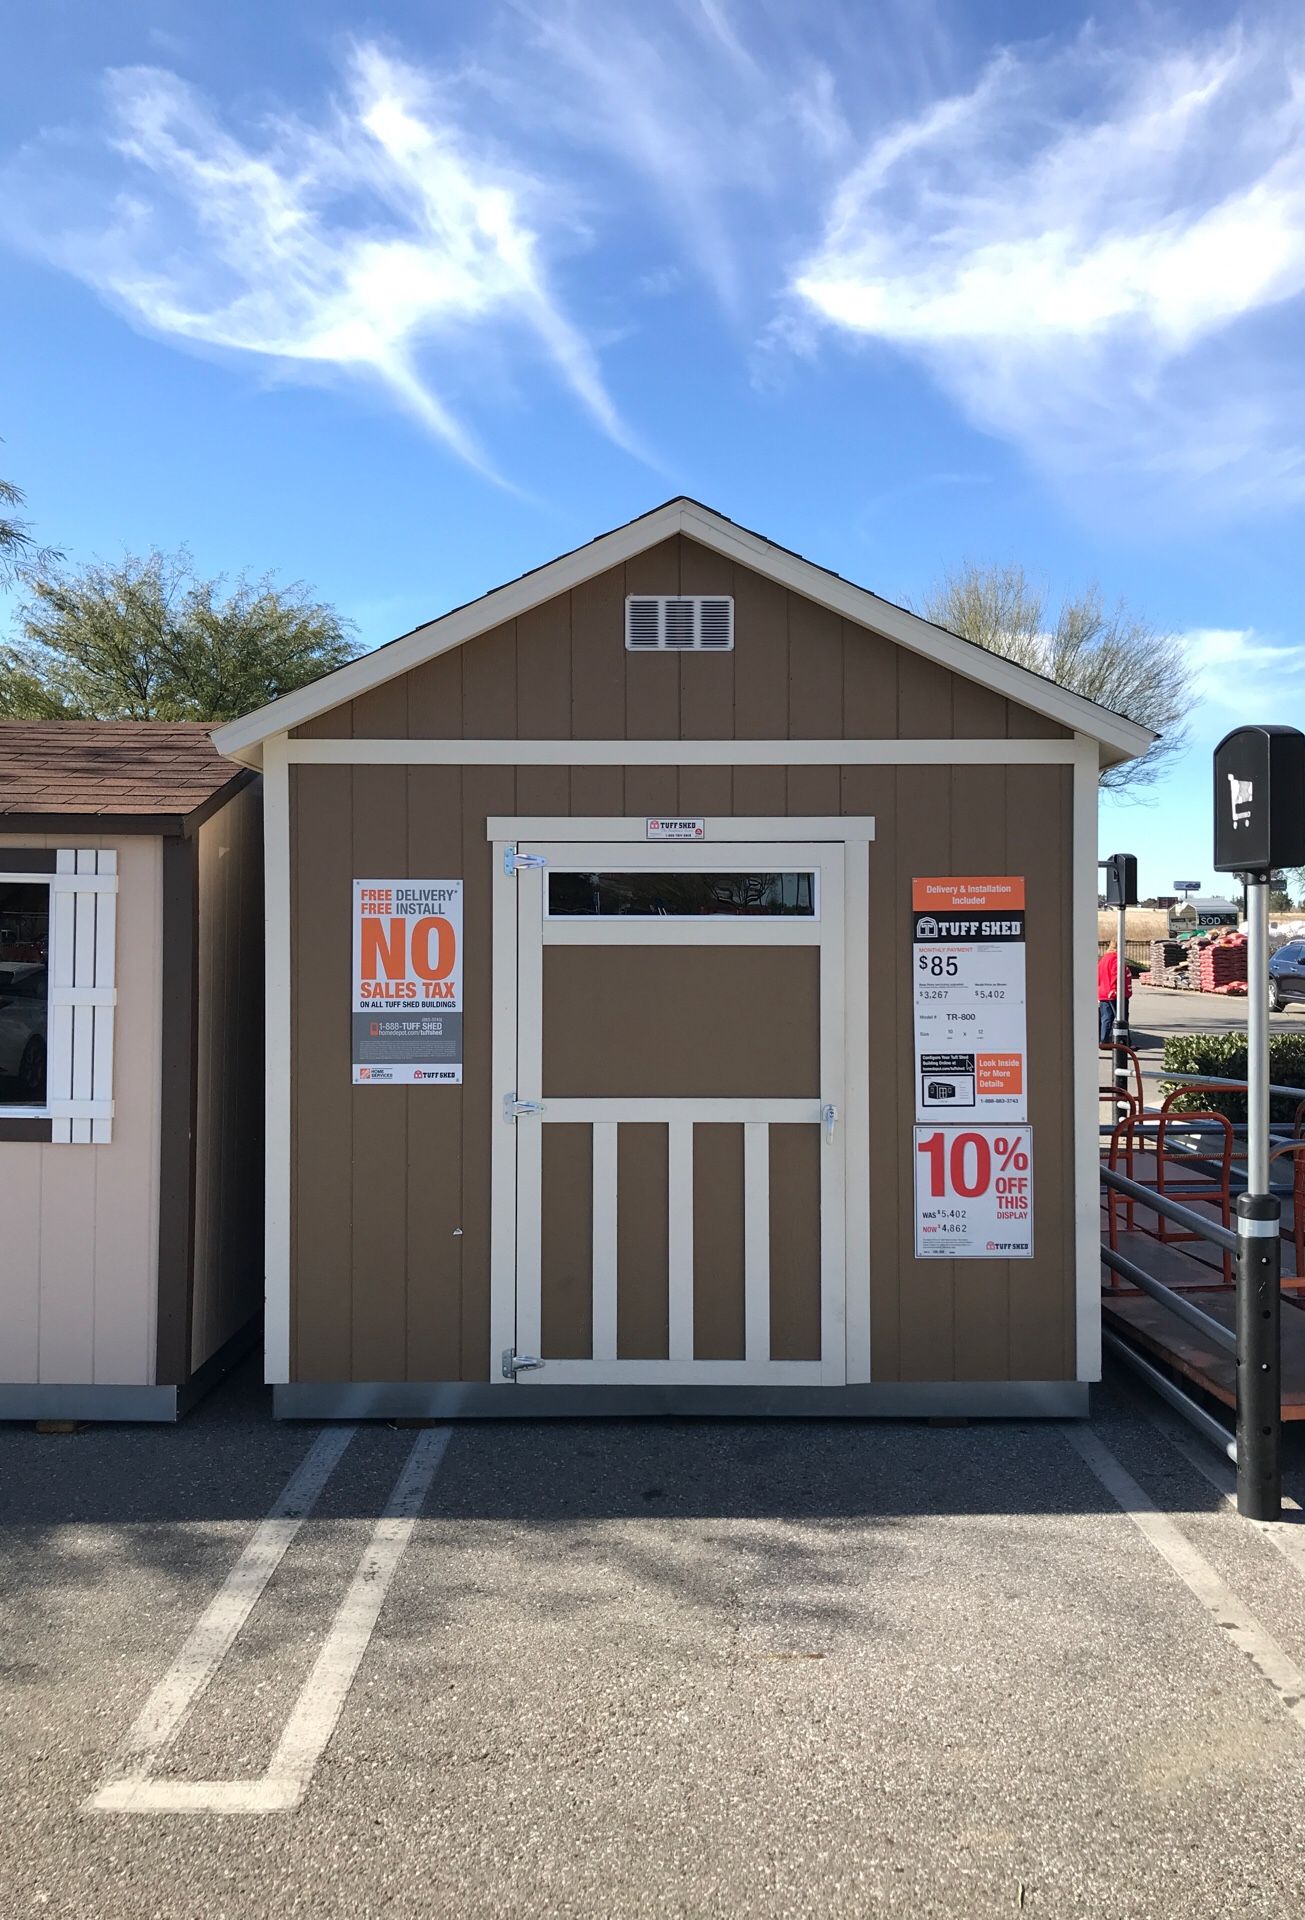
[91,835,163,1383]
[949,766,1012,1380]
[294,701,355,739]
[678,538,735,740]
[463,620,518,737]
[841,766,900,1380]
[692,1124,746,1360]
[0,1149,42,1379]
[406,650,464,738]
[733,569,789,742]
[677,766,733,815]
[292,765,354,1380]
[951,679,1010,740]
[1006,766,1075,1380]
[842,624,900,739]
[516,597,572,740]
[571,566,627,740]
[405,765,465,1379]
[37,1148,96,1382]
[351,674,410,739]
[788,595,844,740]
[625,537,681,740]
[569,767,626,816]
[617,1123,670,1359]
[541,1124,593,1357]
[350,767,411,1382]
[897,653,955,739]
[895,764,956,1379]
[623,765,680,819]
[734,764,788,816]
[460,765,516,1379]
[515,601,571,813]
[1007,704,1069,739]
[787,766,840,814]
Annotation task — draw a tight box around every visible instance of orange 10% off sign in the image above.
[912,1125,1033,1259]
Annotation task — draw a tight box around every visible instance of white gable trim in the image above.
[213,500,1155,768]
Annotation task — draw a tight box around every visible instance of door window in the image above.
[547,871,816,918]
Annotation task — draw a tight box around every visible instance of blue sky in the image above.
[2,0,1304,897]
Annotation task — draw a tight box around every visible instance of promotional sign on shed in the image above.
[352,880,463,1085]
[913,1124,1034,1259]
[912,876,1028,1119]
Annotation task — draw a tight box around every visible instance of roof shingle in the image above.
[0,721,246,818]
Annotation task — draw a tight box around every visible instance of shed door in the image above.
[509,842,845,1386]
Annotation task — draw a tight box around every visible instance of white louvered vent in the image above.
[625,595,735,652]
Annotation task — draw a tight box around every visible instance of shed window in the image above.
[0,882,50,1105]
[625,596,734,651]
[547,871,816,918]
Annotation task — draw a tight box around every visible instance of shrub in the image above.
[1160,1032,1305,1124]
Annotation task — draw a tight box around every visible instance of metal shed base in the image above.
[273,1380,1089,1420]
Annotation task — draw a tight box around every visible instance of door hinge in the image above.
[502,1347,546,1378]
[503,1094,546,1122]
[503,848,548,877]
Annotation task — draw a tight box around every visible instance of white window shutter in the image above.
[48,849,118,1144]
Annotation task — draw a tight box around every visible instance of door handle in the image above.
[822,1103,838,1144]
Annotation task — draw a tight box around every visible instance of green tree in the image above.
[0,471,62,590]
[2,548,359,721]
[921,563,1193,795]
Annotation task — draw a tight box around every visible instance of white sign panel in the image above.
[352,880,463,1085]
[646,817,705,842]
[912,876,1028,1123]
[913,1125,1034,1259]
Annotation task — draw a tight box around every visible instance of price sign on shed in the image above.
[914,1125,1034,1259]
[912,876,1028,1122]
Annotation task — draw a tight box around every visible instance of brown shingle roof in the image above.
[0,721,246,818]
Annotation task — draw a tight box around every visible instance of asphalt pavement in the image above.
[8,1361,1305,1916]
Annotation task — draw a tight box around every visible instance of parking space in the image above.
[7,1366,1305,1916]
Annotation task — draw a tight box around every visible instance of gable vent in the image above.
[625,595,735,652]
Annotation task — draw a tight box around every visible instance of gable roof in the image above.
[212,498,1157,769]
[0,720,249,824]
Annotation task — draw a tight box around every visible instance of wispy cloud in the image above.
[791,19,1305,510]
[2,44,636,480]
[1187,627,1305,727]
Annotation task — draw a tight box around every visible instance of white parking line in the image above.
[87,1424,356,1806]
[1138,1401,1305,1583]
[1064,1424,1305,1733]
[89,1426,450,1815]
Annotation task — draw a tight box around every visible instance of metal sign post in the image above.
[1237,875,1281,1519]
[1213,726,1304,1519]
[1102,853,1137,1108]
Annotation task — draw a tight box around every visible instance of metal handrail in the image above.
[1161,1072,1305,1101]
[1101,1245,1237,1353]
[1100,1164,1238,1251]
[1102,1331,1237,1463]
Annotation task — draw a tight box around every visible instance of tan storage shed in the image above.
[214,499,1152,1419]
[0,724,263,1419]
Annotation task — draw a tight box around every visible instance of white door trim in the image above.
[489,816,876,841]
[492,825,866,1389]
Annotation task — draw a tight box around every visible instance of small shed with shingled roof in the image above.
[0,721,263,1419]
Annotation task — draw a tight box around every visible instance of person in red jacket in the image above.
[1098,945,1131,1044]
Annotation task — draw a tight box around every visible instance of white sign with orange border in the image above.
[352,879,463,1086]
[912,876,1027,1123]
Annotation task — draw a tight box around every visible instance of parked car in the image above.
[0,963,47,1100]
[1268,943,1305,1011]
